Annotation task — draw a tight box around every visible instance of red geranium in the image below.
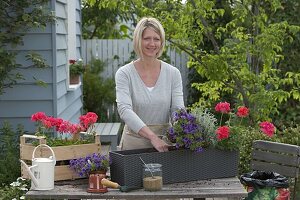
[31,112,98,137]
[236,106,249,117]
[69,59,76,64]
[259,121,275,137]
[215,102,231,114]
[216,126,230,140]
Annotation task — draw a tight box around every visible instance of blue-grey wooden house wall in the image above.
[0,0,83,133]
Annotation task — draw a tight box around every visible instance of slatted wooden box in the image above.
[20,134,101,181]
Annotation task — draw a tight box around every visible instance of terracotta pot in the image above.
[87,170,108,193]
[70,75,80,84]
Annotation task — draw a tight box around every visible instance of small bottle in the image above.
[143,163,163,191]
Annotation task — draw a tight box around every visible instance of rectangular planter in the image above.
[20,134,101,181]
[109,148,239,187]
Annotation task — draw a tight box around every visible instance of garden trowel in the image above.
[101,178,140,192]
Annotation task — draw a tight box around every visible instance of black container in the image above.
[109,148,239,187]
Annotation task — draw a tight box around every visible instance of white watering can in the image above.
[20,144,56,190]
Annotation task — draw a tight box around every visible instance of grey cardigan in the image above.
[115,60,185,134]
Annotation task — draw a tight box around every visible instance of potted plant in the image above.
[69,59,84,84]
[69,153,110,193]
[109,102,277,187]
[20,111,101,181]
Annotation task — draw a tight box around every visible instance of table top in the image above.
[26,177,248,199]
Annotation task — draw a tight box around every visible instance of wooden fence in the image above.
[82,39,189,101]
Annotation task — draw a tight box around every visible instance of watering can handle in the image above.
[32,144,56,164]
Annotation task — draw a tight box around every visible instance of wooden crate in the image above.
[20,134,101,181]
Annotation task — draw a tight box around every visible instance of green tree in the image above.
[82,0,135,39]
[89,0,300,125]
[145,0,300,124]
[0,0,54,95]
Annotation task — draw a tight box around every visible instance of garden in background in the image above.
[1,0,300,199]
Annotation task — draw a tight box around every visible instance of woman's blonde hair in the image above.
[133,17,165,60]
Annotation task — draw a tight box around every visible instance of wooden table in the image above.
[26,177,247,199]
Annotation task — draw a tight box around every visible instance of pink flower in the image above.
[215,102,231,113]
[31,111,98,136]
[236,106,249,117]
[41,119,52,129]
[259,121,275,137]
[80,112,98,129]
[31,112,47,121]
[216,126,230,140]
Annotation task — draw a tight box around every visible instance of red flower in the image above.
[215,102,231,114]
[31,111,98,136]
[236,106,249,117]
[216,126,230,140]
[31,112,47,121]
[79,112,98,129]
[259,121,275,137]
[69,59,76,64]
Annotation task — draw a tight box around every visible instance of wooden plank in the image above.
[251,160,299,178]
[26,177,247,199]
[102,123,114,135]
[253,140,300,155]
[110,123,121,136]
[95,123,107,135]
[252,149,300,167]
[20,143,101,161]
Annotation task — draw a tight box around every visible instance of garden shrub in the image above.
[238,127,275,175]
[83,58,117,122]
[0,122,24,185]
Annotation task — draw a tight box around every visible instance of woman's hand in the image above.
[138,126,169,152]
[149,135,169,152]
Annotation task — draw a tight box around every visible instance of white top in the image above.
[115,60,185,134]
[147,87,154,91]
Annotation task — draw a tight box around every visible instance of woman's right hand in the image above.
[138,126,169,152]
[149,135,169,152]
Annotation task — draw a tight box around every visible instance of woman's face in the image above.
[141,27,161,59]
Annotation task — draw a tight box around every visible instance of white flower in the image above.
[20,187,28,191]
[10,181,21,187]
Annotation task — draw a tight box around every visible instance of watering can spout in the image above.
[20,159,39,187]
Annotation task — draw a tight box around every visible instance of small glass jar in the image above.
[143,163,163,191]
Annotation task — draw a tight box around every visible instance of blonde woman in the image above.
[115,17,185,152]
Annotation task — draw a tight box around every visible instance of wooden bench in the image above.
[94,123,122,151]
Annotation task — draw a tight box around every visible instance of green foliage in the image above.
[83,58,117,122]
[275,125,300,146]
[82,0,133,39]
[238,127,274,174]
[0,122,24,184]
[190,106,218,147]
[0,0,55,95]
[0,177,30,200]
[33,133,94,147]
[70,59,85,75]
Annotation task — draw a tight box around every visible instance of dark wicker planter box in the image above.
[109,148,239,187]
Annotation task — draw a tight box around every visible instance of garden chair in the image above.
[251,140,300,200]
